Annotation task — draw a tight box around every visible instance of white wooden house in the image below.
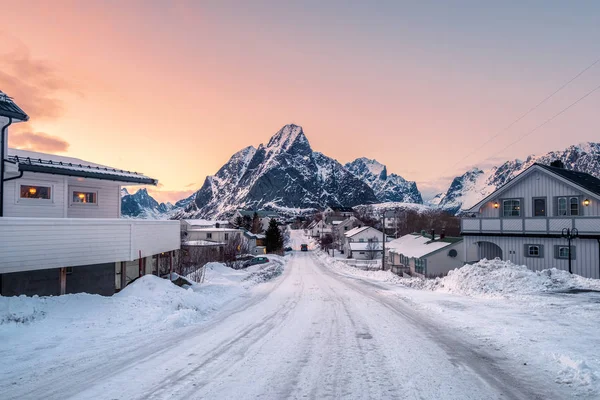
[387,233,464,277]
[0,91,180,296]
[461,163,600,278]
[343,226,386,260]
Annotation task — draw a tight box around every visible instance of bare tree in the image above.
[223,233,250,269]
[320,234,334,255]
[177,246,220,283]
[364,238,380,260]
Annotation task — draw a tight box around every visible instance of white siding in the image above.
[480,170,600,218]
[463,235,600,279]
[0,218,180,273]
[3,172,66,218]
[66,178,121,218]
[424,241,464,277]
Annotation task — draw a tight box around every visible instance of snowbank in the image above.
[403,258,600,297]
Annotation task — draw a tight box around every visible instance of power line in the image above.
[451,55,600,169]
[487,82,600,159]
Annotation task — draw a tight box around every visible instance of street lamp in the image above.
[561,228,578,274]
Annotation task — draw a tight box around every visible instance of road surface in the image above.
[7,233,557,400]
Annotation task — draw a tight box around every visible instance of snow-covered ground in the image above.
[317,249,600,398]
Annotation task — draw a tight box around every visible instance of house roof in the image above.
[466,163,600,212]
[7,148,157,185]
[536,163,600,197]
[186,227,241,232]
[182,240,225,247]
[387,234,462,258]
[183,219,229,227]
[344,225,383,237]
[236,210,279,218]
[0,91,29,121]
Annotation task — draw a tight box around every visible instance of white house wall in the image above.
[479,170,600,217]
[3,172,123,218]
[463,235,600,279]
[424,242,464,276]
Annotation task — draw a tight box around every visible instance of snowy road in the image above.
[3,238,563,399]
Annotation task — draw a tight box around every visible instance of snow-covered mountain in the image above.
[345,158,423,204]
[121,188,173,219]
[174,124,380,219]
[436,142,600,214]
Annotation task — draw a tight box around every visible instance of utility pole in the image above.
[561,228,578,274]
[382,211,386,271]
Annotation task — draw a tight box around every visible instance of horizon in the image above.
[2,1,599,203]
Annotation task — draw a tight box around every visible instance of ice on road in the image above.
[3,232,563,400]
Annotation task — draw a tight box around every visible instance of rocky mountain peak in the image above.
[264,124,311,156]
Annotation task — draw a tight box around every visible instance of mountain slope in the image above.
[345,157,423,204]
[436,142,600,214]
[121,188,173,218]
[175,124,379,219]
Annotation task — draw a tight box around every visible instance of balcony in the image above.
[0,217,180,273]
[461,217,600,236]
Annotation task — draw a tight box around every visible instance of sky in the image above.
[1,1,599,202]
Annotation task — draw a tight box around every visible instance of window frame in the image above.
[17,182,54,204]
[206,232,213,239]
[555,196,582,216]
[69,187,99,206]
[501,198,522,218]
[532,197,547,217]
[224,233,229,241]
[524,244,544,258]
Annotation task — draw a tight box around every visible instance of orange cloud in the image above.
[0,40,80,120]
[10,129,70,153]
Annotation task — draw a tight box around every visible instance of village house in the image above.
[0,91,180,296]
[323,205,354,220]
[461,162,600,279]
[387,232,464,277]
[307,219,332,239]
[343,226,386,260]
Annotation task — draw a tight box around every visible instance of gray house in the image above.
[461,163,600,278]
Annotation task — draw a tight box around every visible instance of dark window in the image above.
[533,198,546,217]
[557,197,568,216]
[448,249,458,258]
[206,233,212,239]
[224,233,229,240]
[20,185,51,200]
[66,267,73,275]
[72,191,97,204]
[570,197,579,216]
[528,246,539,257]
[502,199,521,217]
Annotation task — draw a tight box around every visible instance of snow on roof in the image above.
[183,219,229,227]
[186,227,241,232]
[331,220,343,225]
[7,148,156,185]
[182,240,225,247]
[349,242,383,251]
[344,226,376,237]
[387,234,461,258]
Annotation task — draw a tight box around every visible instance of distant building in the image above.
[387,233,463,277]
[343,226,386,260]
[324,206,354,219]
[231,209,280,231]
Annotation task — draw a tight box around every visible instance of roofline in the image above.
[17,164,157,185]
[0,110,29,122]
[465,164,600,212]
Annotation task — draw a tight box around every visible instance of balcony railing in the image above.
[0,217,180,273]
[461,217,600,236]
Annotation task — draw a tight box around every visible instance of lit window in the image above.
[533,198,546,217]
[502,199,521,217]
[72,191,97,204]
[20,185,51,200]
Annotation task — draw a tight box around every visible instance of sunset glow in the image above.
[2,1,599,202]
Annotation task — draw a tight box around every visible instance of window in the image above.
[359,238,365,242]
[557,196,580,216]
[502,199,521,217]
[72,191,97,204]
[448,249,458,258]
[533,198,546,217]
[206,233,212,239]
[558,197,567,216]
[528,245,540,257]
[224,233,229,240]
[66,267,73,275]
[555,245,576,260]
[570,197,579,216]
[359,251,365,255]
[19,185,51,200]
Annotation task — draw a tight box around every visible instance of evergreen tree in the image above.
[242,215,252,230]
[233,216,244,228]
[251,212,263,234]
[265,218,283,253]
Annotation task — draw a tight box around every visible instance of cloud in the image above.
[10,128,70,153]
[0,40,80,120]
[184,182,197,188]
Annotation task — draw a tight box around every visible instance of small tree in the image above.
[320,234,334,254]
[251,212,263,234]
[265,218,283,253]
[223,233,250,269]
[233,216,245,228]
[242,215,252,230]
[364,238,380,260]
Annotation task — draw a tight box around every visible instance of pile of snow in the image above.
[404,258,600,297]
[315,250,401,283]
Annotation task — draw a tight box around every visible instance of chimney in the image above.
[550,159,565,169]
[440,229,446,240]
